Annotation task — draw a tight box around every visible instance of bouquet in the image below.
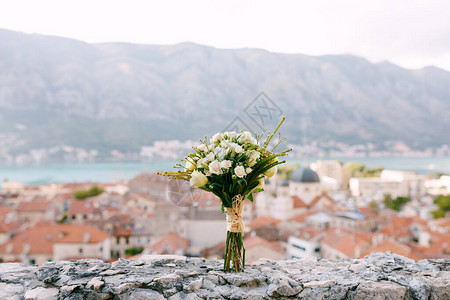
[159,117,290,272]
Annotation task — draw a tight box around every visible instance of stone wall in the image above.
[0,252,448,299]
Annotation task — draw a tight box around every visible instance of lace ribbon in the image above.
[225,195,245,233]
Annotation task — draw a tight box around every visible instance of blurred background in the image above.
[0,0,448,264]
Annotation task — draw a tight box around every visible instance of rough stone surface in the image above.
[0,252,448,299]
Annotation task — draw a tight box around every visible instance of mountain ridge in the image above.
[0,28,449,155]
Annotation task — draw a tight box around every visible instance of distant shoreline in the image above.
[0,157,449,187]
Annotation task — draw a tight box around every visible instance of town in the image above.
[1,136,449,164]
[0,160,449,265]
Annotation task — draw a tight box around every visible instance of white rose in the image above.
[246,167,252,174]
[221,160,232,169]
[238,131,252,143]
[190,170,208,187]
[206,152,215,161]
[234,166,246,178]
[250,137,258,145]
[214,147,228,160]
[220,140,230,148]
[211,133,224,143]
[248,150,260,161]
[197,158,208,168]
[196,144,206,152]
[264,166,277,178]
[185,160,196,171]
[209,160,223,175]
[234,145,244,154]
[228,132,237,139]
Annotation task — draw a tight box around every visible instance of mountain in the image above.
[0,29,449,155]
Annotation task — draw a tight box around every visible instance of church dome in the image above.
[290,167,320,183]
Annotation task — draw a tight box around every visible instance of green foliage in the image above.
[431,209,445,219]
[73,185,104,200]
[432,194,450,219]
[57,211,68,224]
[125,246,144,256]
[344,162,383,177]
[278,163,299,180]
[368,200,379,213]
[383,195,410,211]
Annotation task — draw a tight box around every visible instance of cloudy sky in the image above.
[1,0,449,71]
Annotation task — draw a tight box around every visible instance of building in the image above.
[243,236,284,263]
[67,199,99,224]
[349,170,425,200]
[255,167,330,221]
[176,191,226,255]
[16,199,54,223]
[320,228,373,259]
[331,207,378,232]
[311,160,344,187]
[287,226,326,259]
[0,223,110,264]
[144,232,188,255]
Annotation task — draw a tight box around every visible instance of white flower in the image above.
[238,131,252,143]
[209,160,223,175]
[234,145,244,154]
[250,137,258,145]
[190,170,208,187]
[234,166,246,178]
[248,150,260,161]
[228,132,237,139]
[197,158,208,168]
[221,160,232,169]
[185,160,196,171]
[246,167,252,174]
[265,166,277,178]
[196,144,206,152]
[220,140,230,148]
[255,177,265,190]
[206,152,215,161]
[214,147,228,160]
[211,133,224,143]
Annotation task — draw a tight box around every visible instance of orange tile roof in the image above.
[0,206,14,218]
[179,190,221,207]
[291,196,307,208]
[377,214,412,238]
[358,207,378,218]
[244,236,283,253]
[308,193,335,210]
[321,227,372,258]
[289,211,317,223]
[247,216,281,230]
[0,224,109,255]
[68,200,95,215]
[0,220,20,234]
[361,240,423,260]
[294,226,327,241]
[17,200,49,212]
[147,232,188,254]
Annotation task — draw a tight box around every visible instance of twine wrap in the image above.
[225,195,245,233]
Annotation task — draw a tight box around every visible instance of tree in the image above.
[73,185,104,200]
[125,246,144,256]
[383,195,410,211]
[432,194,450,219]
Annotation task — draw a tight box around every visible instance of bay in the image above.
[0,157,449,188]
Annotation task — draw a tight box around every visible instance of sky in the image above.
[1,0,449,71]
